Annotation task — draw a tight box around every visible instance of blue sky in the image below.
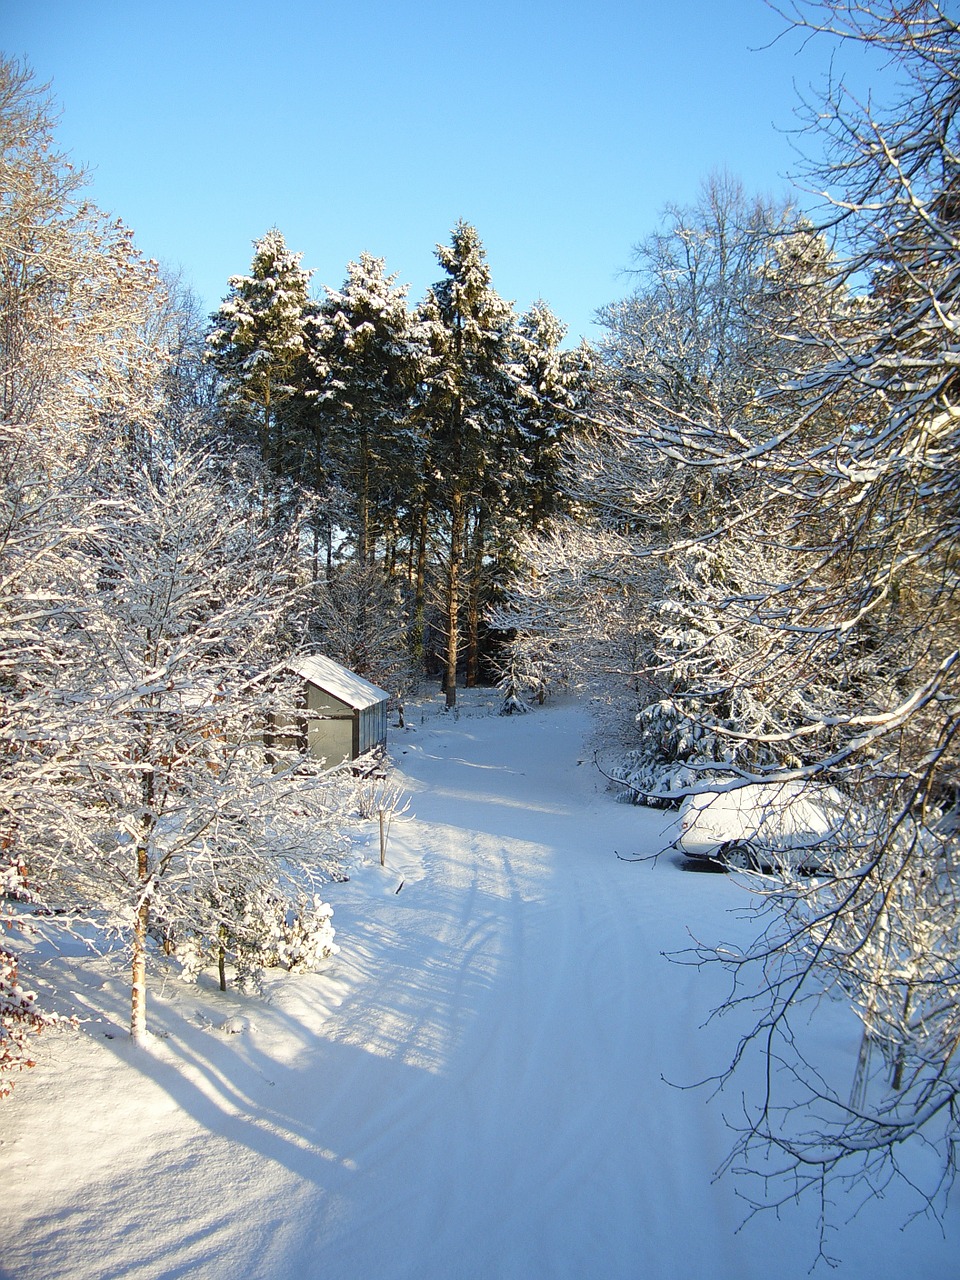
[2,0,892,344]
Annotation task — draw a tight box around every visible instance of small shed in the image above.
[285,655,390,766]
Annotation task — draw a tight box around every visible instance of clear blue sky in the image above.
[2,0,893,345]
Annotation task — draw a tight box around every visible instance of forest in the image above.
[2,0,959,1223]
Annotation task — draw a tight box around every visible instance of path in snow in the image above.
[2,693,958,1279]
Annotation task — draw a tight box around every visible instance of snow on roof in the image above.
[289,654,389,710]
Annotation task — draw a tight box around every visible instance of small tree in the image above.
[24,451,344,1041]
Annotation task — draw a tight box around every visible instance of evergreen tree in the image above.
[309,253,424,563]
[513,300,591,531]
[206,228,313,512]
[417,221,518,704]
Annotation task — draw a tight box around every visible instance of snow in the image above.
[290,653,389,710]
[3,689,958,1279]
[676,780,846,862]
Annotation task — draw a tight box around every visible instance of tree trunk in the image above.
[311,521,320,585]
[260,377,273,521]
[445,488,463,708]
[411,498,429,663]
[385,516,398,577]
[358,423,370,563]
[131,844,150,1042]
[312,421,332,583]
[465,506,485,687]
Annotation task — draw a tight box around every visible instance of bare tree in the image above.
[19,450,347,1041]
[0,56,172,1068]
[310,557,416,699]
[497,1,960,1239]
[496,178,840,768]
[648,0,960,1241]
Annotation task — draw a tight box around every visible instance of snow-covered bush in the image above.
[176,885,338,992]
[275,896,339,973]
[494,633,565,714]
[0,857,60,1095]
[353,772,405,823]
[0,931,46,1096]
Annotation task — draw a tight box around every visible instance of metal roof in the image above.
[289,654,390,710]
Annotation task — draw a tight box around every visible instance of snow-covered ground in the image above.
[3,690,958,1279]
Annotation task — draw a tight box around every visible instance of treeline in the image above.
[206,224,594,706]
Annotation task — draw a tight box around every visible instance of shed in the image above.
[283,655,390,766]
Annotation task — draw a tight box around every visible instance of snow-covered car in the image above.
[676,781,846,873]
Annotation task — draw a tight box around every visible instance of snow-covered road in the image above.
[3,693,958,1278]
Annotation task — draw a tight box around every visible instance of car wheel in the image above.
[720,841,760,872]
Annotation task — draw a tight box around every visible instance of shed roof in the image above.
[290,654,390,710]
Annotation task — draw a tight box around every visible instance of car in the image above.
[675,780,847,873]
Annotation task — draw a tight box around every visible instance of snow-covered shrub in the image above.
[498,686,531,716]
[275,896,339,972]
[1,939,43,1095]
[491,610,569,713]
[352,766,398,821]
[177,885,338,992]
[615,691,785,804]
[1,859,61,1095]
[493,636,565,715]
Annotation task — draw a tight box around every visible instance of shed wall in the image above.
[305,683,354,765]
[358,701,389,756]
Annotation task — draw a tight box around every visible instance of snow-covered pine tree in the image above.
[308,252,424,565]
[512,300,590,532]
[206,229,313,515]
[417,222,520,703]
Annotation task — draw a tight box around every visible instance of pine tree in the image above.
[513,300,590,531]
[417,222,518,704]
[309,253,424,563]
[206,229,313,512]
